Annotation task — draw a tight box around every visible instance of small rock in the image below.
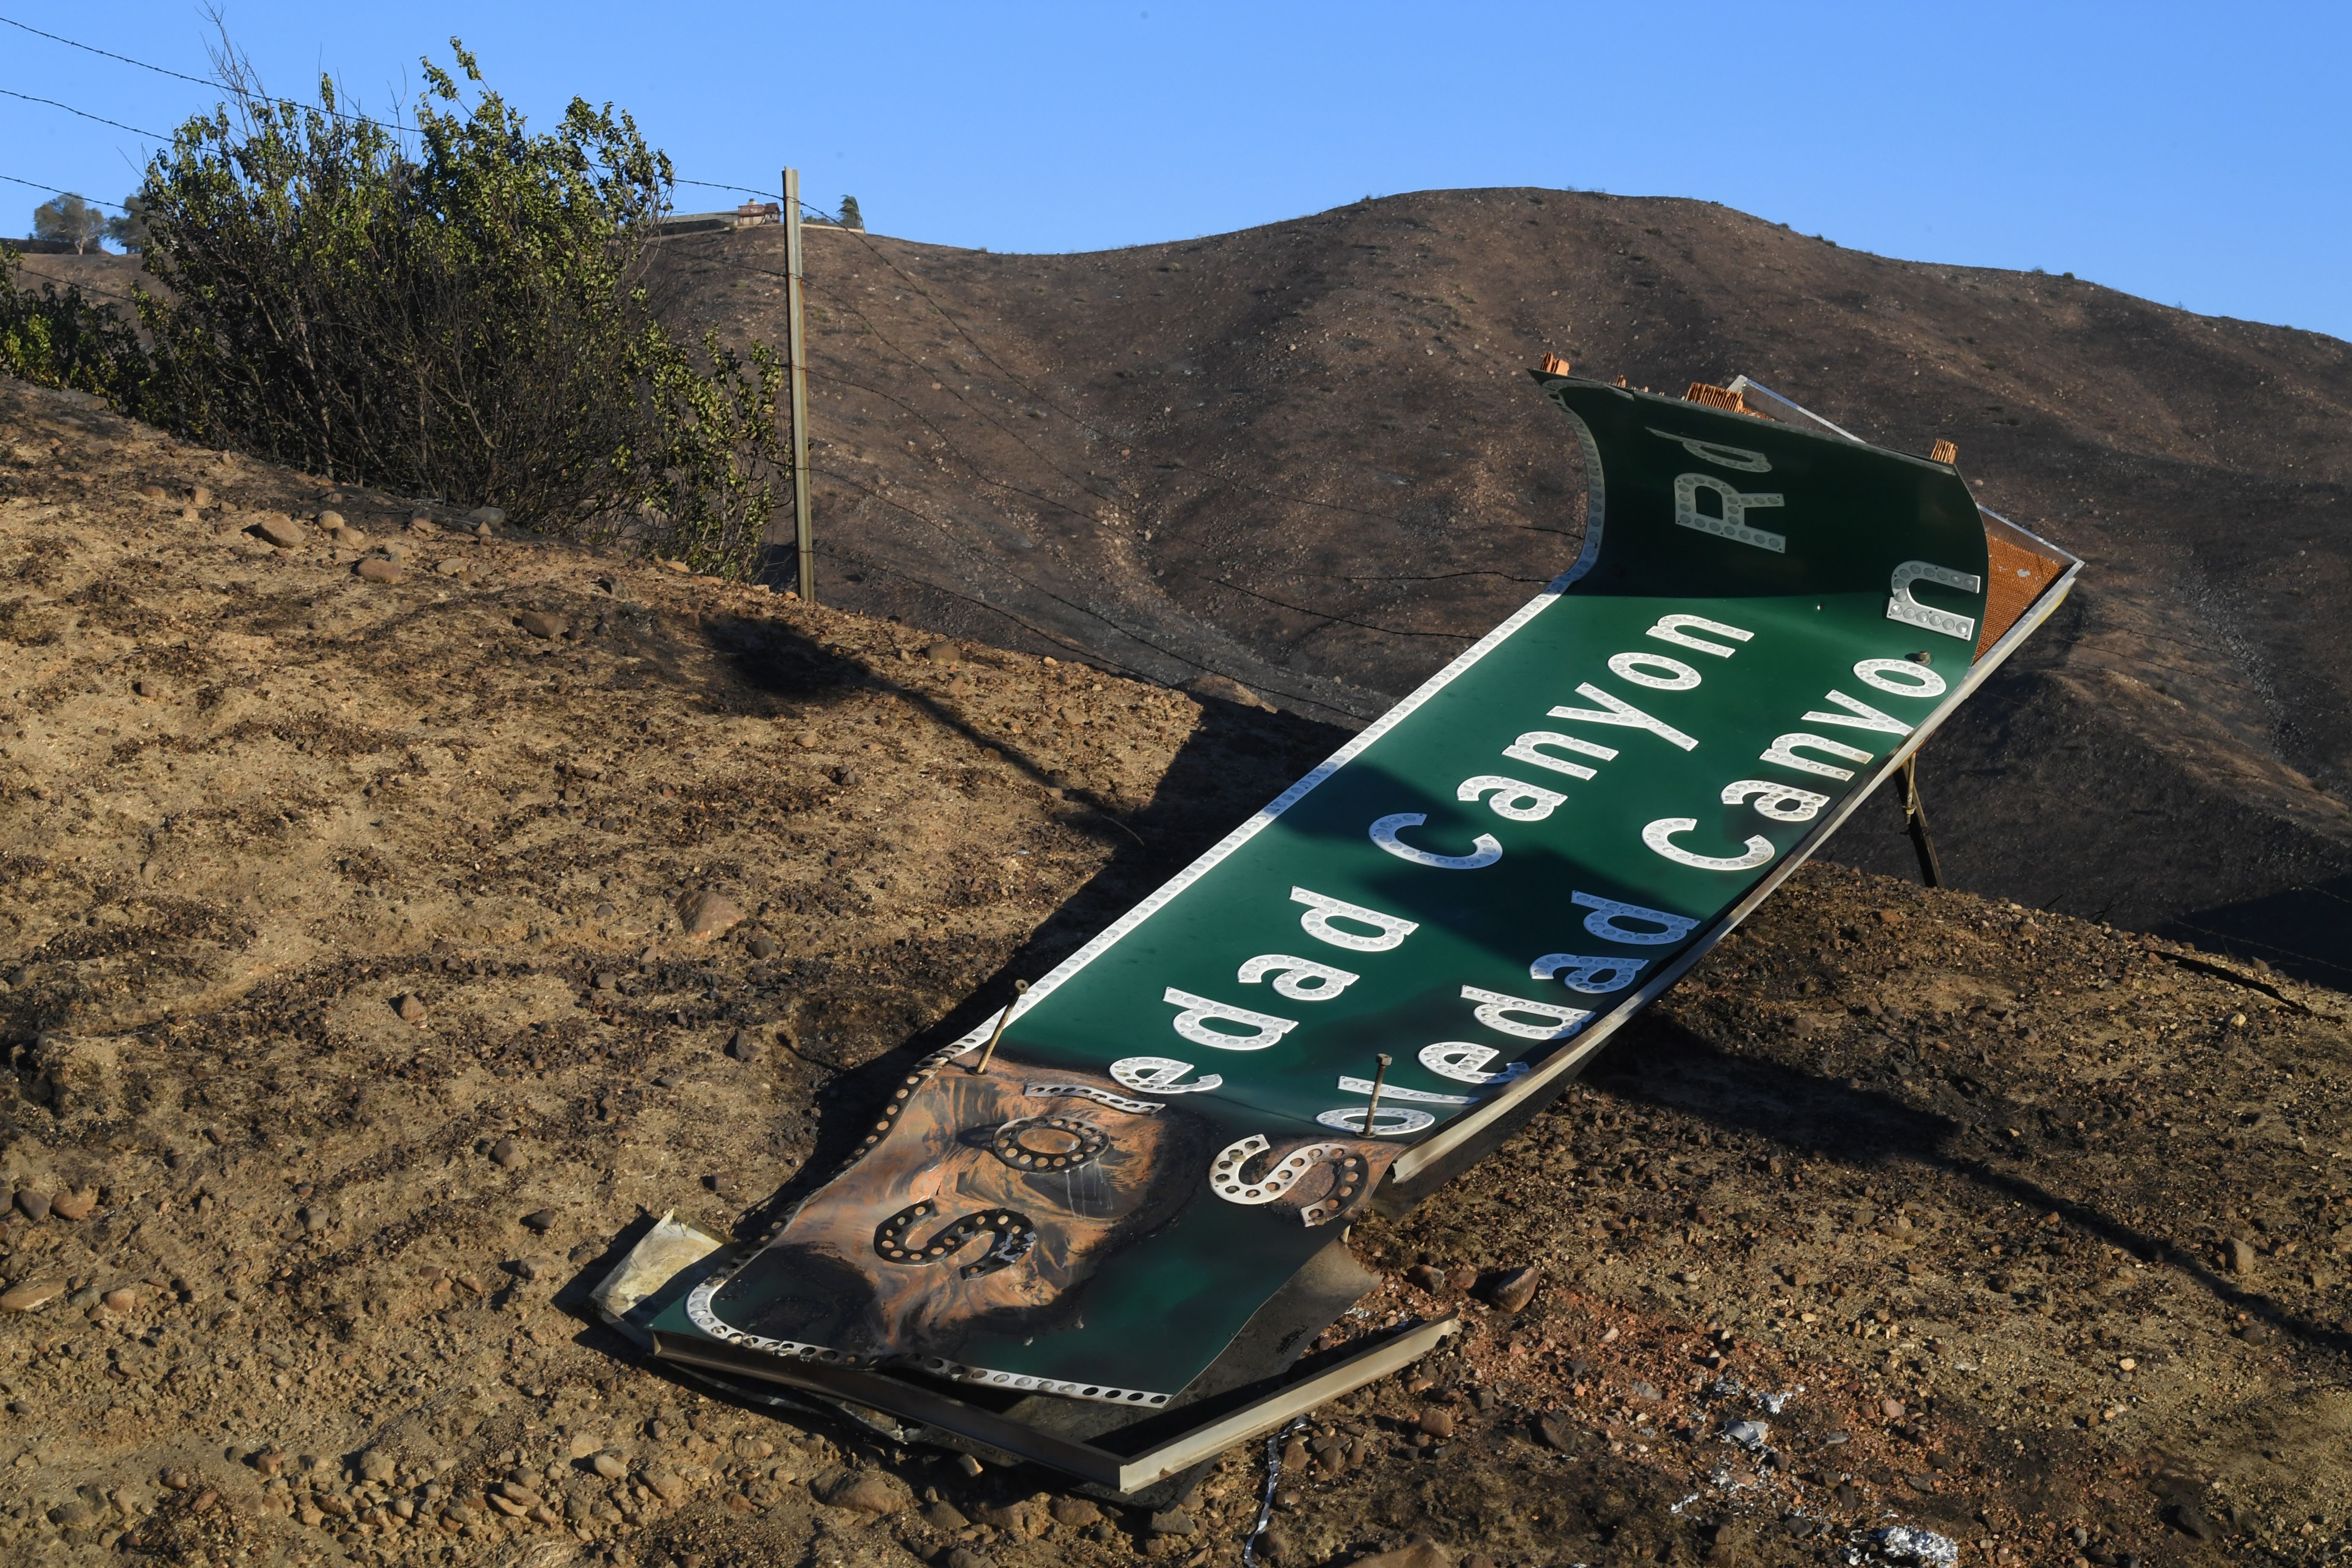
[509,1256,544,1282]
[360,1450,397,1483]
[490,1136,523,1170]
[748,935,780,960]
[47,1189,92,1222]
[251,516,307,549]
[298,1206,327,1233]
[1873,1526,1960,1567]
[946,1551,997,1568]
[923,641,959,664]
[822,1472,909,1515]
[1880,1397,1906,1420]
[1148,1508,1197,1535]
[1485,1264,1541,1313]
[101,1287,138,1313]
[1417,1409,1455,1439]
[317,510,346,531]
[395,993,427,1024]
[520,1209,556,1233]
[355,557,401,583]
[1627,1381,1661,1403]
[65,1285,99,1309]
[923,1499,971,1530]
[590,1452,627,1481]
[517,611,568,639]
[566,1431,602,1459]
[1537,1412,1578,1452]
[13,1189,48,1222]
[976,1498,1052,1537]
[2227,1237,2258,1275]
[592,971,620,992]
[677,888,746,941]
[726,1030,758,1063]
[132,678,159,698]
[2169,1502,2217,1541]
[1406,1263,1446,1293]
[1049,1495,1101,1527]
[1186,672,1274,711]
[1724,1419,1770,1448]
[0,1276,65,1312]
[468,506,506,528]
[643,1467,687,1504]
[434,557,470,578]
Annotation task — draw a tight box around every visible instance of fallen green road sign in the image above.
[635,370,2077,1490]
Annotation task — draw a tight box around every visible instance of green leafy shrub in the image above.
[0,41,789,580]
[0,246,150,403]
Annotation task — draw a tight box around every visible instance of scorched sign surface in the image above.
[654,372,2065,1411]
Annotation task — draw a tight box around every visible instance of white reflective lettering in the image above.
[1549,683,1699,751]
[1801,689,1912,736]
[1162,988,1298,1051]
[1530,952,1650,994]
[1854,657,1949,698]
[1760,732,1875,781]
[1370,813,1503,870]
[1419,1040,1533,1086]
[1606,651,1702,691]
[1315,1105,1437,1136]
[1572,891,1699,945]
[1731,780,1835,827]
[1642,817,1776,871]
[1503,730,1617,781]
[1236,953,1361,1001]
[1674,473,1786,553]
[1646,613,1756,658]
[1337,1075,1475,1105]
[1721,779,1832,822]
[1290,887,1420,952]
[1462,984,1591,1040]
[1111,1055,1224,1094]
[1457,774,1568,822]
[1887,560,1982,642]
[1647,427,1772,472]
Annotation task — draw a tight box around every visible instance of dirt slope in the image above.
[634,193,2352,982]
[1,378,2349,1568]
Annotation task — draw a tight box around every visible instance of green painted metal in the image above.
[656,373,2041,1410]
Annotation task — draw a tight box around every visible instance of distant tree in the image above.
[32,194,106,253]
[105,195,152,252]
[838,194,863,231]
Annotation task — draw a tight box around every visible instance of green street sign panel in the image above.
[654,373,2076,1415]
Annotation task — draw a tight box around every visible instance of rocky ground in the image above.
[0,374,2347,1568]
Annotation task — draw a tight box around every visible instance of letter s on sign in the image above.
[1369,813,1502,870]
[1642,818,1775,871]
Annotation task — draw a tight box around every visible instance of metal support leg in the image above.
[1898,754,1944,889]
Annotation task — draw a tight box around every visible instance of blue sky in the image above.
[7,3,2348,339]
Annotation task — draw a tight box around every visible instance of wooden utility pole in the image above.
[782,167,816,603]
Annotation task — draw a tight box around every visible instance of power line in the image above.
[0,172,128,210]
[0,14,220,90]
[0,14,807,216]
[0,85,165,139]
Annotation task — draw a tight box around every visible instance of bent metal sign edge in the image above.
[659,372,2076,1410]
